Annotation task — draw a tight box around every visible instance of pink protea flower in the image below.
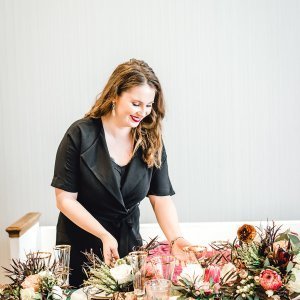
[21,274,41,292]
[204,265,221,284]
[259,269,282,291]
[148,241,171,257]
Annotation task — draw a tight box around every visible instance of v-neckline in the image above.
[101,117,134,167]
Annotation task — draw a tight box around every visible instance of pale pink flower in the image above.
[221,262,237,283]
[21,274,40,292]
[259,269,282,291]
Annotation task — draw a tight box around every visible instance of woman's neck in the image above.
[101,115,131,139]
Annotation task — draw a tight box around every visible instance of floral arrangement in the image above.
[83,251,133,296]
[82,237,159,299]
[175,222,300,300]
[0,252,63,300]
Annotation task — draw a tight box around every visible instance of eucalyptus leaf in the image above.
[286,261,294,273]
[275,229,290,242]
[288,233,300,250]
[263,257,270,267]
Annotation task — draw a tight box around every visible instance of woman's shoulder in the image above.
[66,118,101,135]
[64,118,102,150]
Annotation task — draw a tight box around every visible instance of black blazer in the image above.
[51,118,174,286]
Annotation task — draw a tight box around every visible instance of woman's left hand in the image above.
[171,238,191,259]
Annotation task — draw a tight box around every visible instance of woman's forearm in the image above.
[149,195,182,242]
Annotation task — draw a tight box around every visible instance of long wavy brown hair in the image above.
[85,59,165,168]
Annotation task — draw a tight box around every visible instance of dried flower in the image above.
[237,224,257,243]
[276,248,290,268]
[259,269,282,291]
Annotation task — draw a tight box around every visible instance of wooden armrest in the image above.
[6,212,41,238]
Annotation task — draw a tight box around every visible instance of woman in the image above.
[51,59,190,287]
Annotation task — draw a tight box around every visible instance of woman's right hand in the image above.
[100,233,120,266]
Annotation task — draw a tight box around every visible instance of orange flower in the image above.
[237,224,256,243]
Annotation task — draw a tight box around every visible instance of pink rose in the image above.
[21,274,40,292]
[259,269,282,291]
[204,265,221,284]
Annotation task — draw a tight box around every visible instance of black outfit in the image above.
[51,118,175,287]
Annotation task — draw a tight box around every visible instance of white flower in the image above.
[20,287,36,300]
[52,285,63,300]
[293,253,300,269]
[110,264,132,284]
[38,270,53,278]
[180,263,204,283]
[287,268,300,293]
[266,290,274,297]
[221,262,237,283]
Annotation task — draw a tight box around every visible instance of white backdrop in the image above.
[1,0,300,283]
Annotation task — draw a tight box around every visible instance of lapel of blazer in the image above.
[121,147,148,195]
[80,120,126,209]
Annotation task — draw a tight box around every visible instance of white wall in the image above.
[1,0,299,283]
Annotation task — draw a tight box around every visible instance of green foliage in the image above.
[1,252,62,300]
[82,251,133,295]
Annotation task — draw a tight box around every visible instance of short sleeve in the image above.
[51,128,81,193]
[147,146,175,197]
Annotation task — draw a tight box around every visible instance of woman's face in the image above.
[114,84,156,128]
